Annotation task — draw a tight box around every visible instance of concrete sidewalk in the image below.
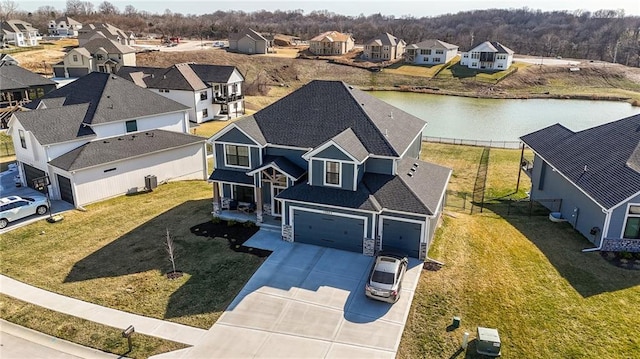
[0,275,207,346]
[1,319,122,359]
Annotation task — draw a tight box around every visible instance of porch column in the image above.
[255,186,263,223]
[212,182,221,215]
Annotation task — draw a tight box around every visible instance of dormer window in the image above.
[200,91,208,100]
[325,161,341,186]
[225,144,250,168]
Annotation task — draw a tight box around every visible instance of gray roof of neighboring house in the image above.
[466,41,514,54]
[365,33,403,46]
[208,169,254,185]
[0,64,56,91]
[117,63,241,91]
[229,28,268,42]
[363,158,452,215]
[49,129,203,171]
[250,80,426,157]
[0,54,18,65]
[54,16,81,26]
[79,23,127,39]
[407,39,458,50]
[18,72,187,144]
[72,47,92,57]
[520,114,640,209]
[83,37,136,54]
[1,20,36,33]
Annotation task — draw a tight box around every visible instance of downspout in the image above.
[582,208,610,252]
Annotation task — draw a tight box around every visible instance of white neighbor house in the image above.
[405,39,458,65]
[117,63,245,123]
[7,72,208,207]
[48,17,83,37]
[1,20,39,47]
[460,41,514,70]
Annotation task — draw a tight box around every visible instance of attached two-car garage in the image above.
[290,207,425,259]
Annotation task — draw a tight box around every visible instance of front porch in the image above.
[212,204,282,231]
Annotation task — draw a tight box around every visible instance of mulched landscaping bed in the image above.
[190,220,271,257]
[600,251,640,270]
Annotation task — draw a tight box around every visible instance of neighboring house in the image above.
[520,114,640,252]
[460,41,514,70]
[308,31,355,55]
[228,28,273,54]
[117,63,245,123]
[0,63,57,128]
[209,80,452,260]
[48,17,83,37]
[405,39,459,65]
[78,23,134,46]
[52,37,136,78]
[6,72,207,207]
[362,33,406,61]
[0,20,39,47]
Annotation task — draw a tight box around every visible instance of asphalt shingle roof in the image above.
[466,41,514,54]
[252,80,426,157]
[407,39,458,50]
[0,64,56,91]
[248,155,306,180]
[364,33,402,46]
[520,114,640,209]
[49,129,203,171]
[276,182,381,212]
[83,37,136,54]
[15,103,96,145]
[117,64,240,91]
[208,169,256,185]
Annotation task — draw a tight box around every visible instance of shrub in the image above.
[212,217,222,224]
[227,219,237,227]
[243,221,256,228]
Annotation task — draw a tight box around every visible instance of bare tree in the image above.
[0,0,19,21]
[98,1,119,15]
[165,228,181,278]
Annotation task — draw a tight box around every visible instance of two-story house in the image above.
[362,33,405,61]
[228,28,273,54]
[0,20,39,47]
[405,39,459,65]
[117,63,245,122]
[78,23,134,47]
[309,31,355,56]
[7,72,208,207]
[1,63,57,128]
[209,80,451,259]
[460,41,514,71]
[48,16,83,37]
[52,37,137,78]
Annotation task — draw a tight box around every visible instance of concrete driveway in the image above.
[0,166,74,234]
[161,230,423,358]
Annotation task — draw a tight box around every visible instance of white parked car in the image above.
[0,195,49,229]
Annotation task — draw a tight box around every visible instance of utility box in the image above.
[476,327,501,357]
[145,175,158,191]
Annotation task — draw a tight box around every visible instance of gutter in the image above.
[581,207,611,252]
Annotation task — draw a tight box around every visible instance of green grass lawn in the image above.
[1,294,188,359]
[437,61,527,84]
[384,62,446,78]
[397,143,640,358]
[0,181,266,329]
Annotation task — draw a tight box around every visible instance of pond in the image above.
[371,91,640,144]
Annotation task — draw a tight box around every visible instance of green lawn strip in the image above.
[399,214,640,358]
[0,132,15,157]
[1,294,188,358]
[0,181,265,329]
[383,63,444,78]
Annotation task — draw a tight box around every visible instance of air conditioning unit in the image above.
[476,327,501,357]
[144,175,157,191]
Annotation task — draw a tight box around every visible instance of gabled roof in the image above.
[71,47,92,58]
[18,72,188,144]
[83,37,136,54]
[364,33,403,47]
[79,23,127,39]
[310,31,353,43]
[49,129,203,171]
[209,169,254,185]
[520,114,640,209]
[1,20,37,34]
[466,41,514,54]
[229,28,268,42]
[276,182,381,212]
[117,63,242,91]
[0,64,56,91]
[407,39,458,50]
[0,54,18,65]
[304,128,369,163]
[54,16,81,26]
[247,155,306,180]
[249,80,426,157]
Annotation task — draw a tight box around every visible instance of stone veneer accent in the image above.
[282,224,293,242]
[601,238,640,252]
[363,237,375,256]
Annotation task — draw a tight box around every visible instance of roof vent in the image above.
[111,75,117,79]
[348,86,354,89]
[118,137,123,140]
[131,135,136,140]
[407,172,413,177]
[385,129,388,137]
[103,140,109,143]
[410,167,416,172]
[413,163,419,167]
[583,165,588,172]
[163,75,167,79]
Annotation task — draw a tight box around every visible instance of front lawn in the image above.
[0,181,266,329]
[397,143,640,358]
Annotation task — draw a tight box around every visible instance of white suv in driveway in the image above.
[0,195,49,229]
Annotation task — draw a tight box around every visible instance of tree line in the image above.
[4,0,640,66]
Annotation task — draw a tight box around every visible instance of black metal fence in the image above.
[423,136,522,149]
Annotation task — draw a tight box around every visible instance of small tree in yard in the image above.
[165,228,182,279]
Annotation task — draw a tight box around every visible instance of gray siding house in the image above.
[521,114,640,252]
[209,80,451,259]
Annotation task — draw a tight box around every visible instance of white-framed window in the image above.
[324,161,341,187]
[18,129,26,149]
[72,55,78,62]
[224,144,250,168]
[420,49,432,55]
[463,54,468,58]
[472,62,477,67]
[623,204,640,239]
[200,91,208,100]
[435,49,443,54]
[434,57,441,62]
[471,52,480,59]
